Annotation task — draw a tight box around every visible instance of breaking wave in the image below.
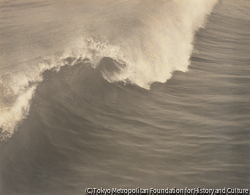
[0,0,218,140]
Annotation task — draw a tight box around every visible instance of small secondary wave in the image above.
[0,0,218,140]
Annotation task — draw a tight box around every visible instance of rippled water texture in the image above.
[0,0,249,194]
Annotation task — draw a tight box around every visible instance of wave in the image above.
[0,0,218,140]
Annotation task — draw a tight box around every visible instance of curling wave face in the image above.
[0,0,218,139]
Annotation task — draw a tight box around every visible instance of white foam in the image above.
[0,86,36,140]
[0,38,122,140]
[102,0,219,89]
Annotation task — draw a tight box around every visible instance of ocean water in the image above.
[0,0,249,194]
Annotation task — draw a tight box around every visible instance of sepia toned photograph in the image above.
[0,0,249,194]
